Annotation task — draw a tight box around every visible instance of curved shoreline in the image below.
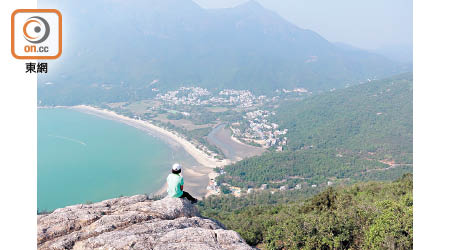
[40,105,228,198]
[71,105,231,168]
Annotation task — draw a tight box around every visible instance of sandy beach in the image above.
[71,105,229,198]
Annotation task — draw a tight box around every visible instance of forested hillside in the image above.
[217,73,412,188]
[277,72,413,163]
[200,174,413,249]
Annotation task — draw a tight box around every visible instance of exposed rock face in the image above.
[37,195,252,250]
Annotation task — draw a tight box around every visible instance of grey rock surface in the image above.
[37,195,252,250]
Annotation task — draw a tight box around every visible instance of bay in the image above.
[38,108,184,211]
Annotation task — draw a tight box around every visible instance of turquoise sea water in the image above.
[38,108,184,211]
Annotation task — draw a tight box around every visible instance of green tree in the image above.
[364,199,413,250]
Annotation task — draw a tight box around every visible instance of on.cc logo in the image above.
[11,9,62,60]
[23,16,50,44]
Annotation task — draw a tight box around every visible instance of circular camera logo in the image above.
[23,16,50,44]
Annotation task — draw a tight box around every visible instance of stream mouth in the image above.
[207,123,265,162]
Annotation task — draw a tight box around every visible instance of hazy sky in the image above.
[194,0,412,50]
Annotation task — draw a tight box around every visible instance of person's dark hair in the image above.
[172,169,181,174]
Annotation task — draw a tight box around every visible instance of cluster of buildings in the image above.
[278,87,309,94]
[213,180,335,197]
[156,87,266,108]
[155,86,289,150]
[156,87,211,106]
[230,110,288,149]
[217,89,263,108]
[206,178,220,196]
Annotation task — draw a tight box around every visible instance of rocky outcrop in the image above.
[37,195,252,250]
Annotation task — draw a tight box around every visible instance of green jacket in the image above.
[167,173,184,197]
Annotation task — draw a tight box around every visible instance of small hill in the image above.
[200,174,413,249]
[277,72,413,163]
[37,196,252,250]
[217,73,412,188]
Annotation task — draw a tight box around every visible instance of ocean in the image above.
[38,108,187,211]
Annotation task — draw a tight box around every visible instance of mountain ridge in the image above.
[38,0,409,105]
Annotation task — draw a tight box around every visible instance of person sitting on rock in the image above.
[167,163,198,204]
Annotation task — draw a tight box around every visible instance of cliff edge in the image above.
[37,195,252,250]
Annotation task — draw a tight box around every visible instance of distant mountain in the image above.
[335,42,413,64]
[38,0,410,105]
[372,44,413,63]
[333,42,367,52]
